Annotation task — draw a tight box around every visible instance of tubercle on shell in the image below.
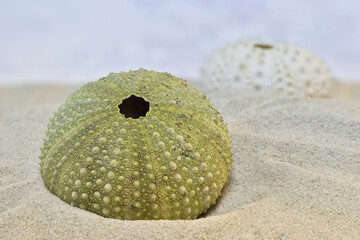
[40,68,233,220]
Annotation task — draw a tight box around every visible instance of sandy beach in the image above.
[1,81,360,239]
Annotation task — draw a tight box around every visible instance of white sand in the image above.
[1,83,360,239]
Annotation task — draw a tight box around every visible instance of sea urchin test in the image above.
[202,40,332,97]
[40,69,233,220]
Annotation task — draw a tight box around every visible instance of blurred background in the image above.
[1,0,360,85]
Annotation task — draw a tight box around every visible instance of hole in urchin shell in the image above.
[254,43,273,50]
[118,95,150,119]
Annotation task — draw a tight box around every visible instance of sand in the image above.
[1,81,360,239]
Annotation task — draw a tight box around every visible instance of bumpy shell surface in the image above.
[40,69,233,220]
[202,40,332,97]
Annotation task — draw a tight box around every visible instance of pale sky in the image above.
[1,0,360,84]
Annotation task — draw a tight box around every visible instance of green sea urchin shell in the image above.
[40,69,233,220]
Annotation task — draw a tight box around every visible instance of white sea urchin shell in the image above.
[201,40,332,97]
